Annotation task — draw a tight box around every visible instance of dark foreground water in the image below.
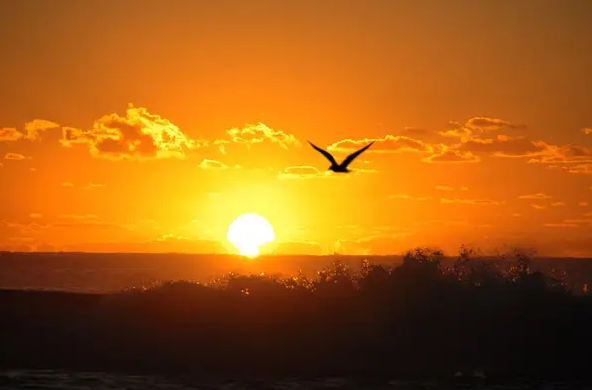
[0,370,579,390]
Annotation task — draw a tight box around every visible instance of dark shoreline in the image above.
[2,250,592,382]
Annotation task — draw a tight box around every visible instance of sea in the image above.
[1,251,590,389]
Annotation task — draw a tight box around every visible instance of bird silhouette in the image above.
[308,140,374,173]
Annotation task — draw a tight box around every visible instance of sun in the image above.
[226,213,276,257]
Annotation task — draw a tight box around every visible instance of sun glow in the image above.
[226,213,276,257]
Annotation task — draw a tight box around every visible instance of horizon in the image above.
[1,250,591,260]
[1,0,592,257]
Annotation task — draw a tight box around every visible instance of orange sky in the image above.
[1,0,592,257]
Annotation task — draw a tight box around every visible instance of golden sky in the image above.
[1,0,592,257]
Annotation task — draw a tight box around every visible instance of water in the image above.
[0,370,573,390]
[1,251,590,293]
[0,252,394,293]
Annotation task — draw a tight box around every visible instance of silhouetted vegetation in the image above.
[1,247,592,382]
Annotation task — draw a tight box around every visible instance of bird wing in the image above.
[308,141,338,165]
[340,141,375,168]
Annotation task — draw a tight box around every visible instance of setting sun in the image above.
[226,213,276,257]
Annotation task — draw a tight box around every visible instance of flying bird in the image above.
[308,140,374,173]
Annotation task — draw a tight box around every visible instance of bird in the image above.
[308,140,374,173]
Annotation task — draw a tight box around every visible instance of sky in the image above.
[1,0,592,257]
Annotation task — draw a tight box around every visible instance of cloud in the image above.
[466,117,526,130]
[564,219,592,225]
[328,135,432,154]
[82,183,105,190]
[580,202,589,207]
[51,221,126,230]
[435,186,454,191]
[278,165,329,179]
[198,159,229,169]
[389,194,430,201]
[0,127,24,142]
[528,144,592,164]
[565,164,592,175]
[61,182,74,187]
[459,135,551,158]
[58,214,99,220]
[544,223,579,228]
[518,193,552,200]
[61,105,200,160]
[583,128,592,135]
[531,204,547,210]
[24,119,60,141]
[421,148,480,163]
[551,202,566,207]
[4,153,27,160]
[438,117,526,141]
[29,213,43,219]
[217,122,300,150]
[440,198,501,206]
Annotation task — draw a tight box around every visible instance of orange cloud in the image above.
[531,204,547,210]
[24,119,60,141]
[4,153,27,160]
[583,128,592,135]
[198,159,230,169]
[460,135,551,158]
[61,182,74,187]
[435,186,454,191]
[422,148,480,163]
[544,223,579,228]
[82,183,105,190]
[440,198,501,206]
[51,221,126,230]
[528,144,592,164]
[0,127,24,141]
[61,105,200,160]
[438,117,526,141]
[217,123,300,150]
[278,166,328,179]
[389,194,430,201]
[466,117,526,130]
[551,202,566,207]
[580,202,590,207]
[29,213,43,219]
[565,164,592,175]
[328,135,431,154]
[58,214,99,220]
[518,193,552,200]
